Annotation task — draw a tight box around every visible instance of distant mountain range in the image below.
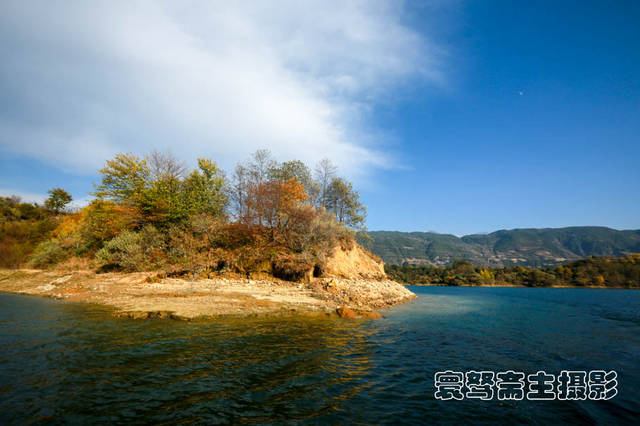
[359,227,640,267]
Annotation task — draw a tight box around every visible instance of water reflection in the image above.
[1,288,639,424]
[0,295,381,423]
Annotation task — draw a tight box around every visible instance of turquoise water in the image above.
[0,286,638,424]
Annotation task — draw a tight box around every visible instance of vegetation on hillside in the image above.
[361,228,640,267]
[1,150,367,281]
[386,255,640,288]
[0,190,72,268]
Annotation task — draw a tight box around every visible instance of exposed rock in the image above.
[336,306,383,319]
[35,284,56,292]
[336,306,357,318]
[0,269,415,320]
[321,243,386,280]
[314,277,416,309]
[355,309,383,319]
[112,311,187,320]
[51,275,73,284]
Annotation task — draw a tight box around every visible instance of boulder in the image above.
[336,306,357,318]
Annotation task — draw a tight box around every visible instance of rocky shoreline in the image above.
[0,269,416,320]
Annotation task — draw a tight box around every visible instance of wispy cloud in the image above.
[0,0,443,178]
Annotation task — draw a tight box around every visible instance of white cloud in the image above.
[0,0,443,179]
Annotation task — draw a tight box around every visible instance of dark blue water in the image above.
[1,286,638,424]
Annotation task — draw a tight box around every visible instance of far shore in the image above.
[0,269,416,320]
[403,282,636,289]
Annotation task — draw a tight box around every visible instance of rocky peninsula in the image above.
[0,244,416,320]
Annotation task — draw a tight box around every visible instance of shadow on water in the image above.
[1,288,639,424]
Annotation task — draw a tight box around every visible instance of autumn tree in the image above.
[244,178,308,231]
[86,150,368,276]
[269,159,319,202]
[3,148,371,277]
[230,150,276,220]
[232,151,366,234]
[80,200,138,248]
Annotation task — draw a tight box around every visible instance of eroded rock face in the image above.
[322,243,386,280]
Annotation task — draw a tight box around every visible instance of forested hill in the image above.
[359,227,640,267]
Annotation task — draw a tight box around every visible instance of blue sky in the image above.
[1,1,639,235]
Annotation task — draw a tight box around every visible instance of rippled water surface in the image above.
[1,287,639,424]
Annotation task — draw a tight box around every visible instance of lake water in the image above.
[0,286,638,424]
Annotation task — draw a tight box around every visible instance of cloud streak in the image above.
[0,0,442,178]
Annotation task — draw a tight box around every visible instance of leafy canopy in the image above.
[45,188,73,213]
[93,152,227,228]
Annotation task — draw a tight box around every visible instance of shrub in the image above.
[214,222,261,249]
[309,210,353,248]
[95,226,165,271]
[80,200,138,249]
[96,231,143,271]
[272,253,313,282]
[165,226,211,273]
[138,225,165,259]
[294,209,354,269]
[27,241,67,268]
[0,218,57,268]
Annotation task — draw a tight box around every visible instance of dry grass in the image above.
[54,256,97,272]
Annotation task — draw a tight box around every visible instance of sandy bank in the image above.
[0,269,416,320]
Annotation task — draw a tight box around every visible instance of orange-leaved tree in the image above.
[243,178,308,236]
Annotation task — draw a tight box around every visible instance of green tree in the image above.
[183,158,227,218]
[93,153,150,205]
[325,177,366,230]
[45,188,73,213]
[139,172,183,226]
[93,153,227,228]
